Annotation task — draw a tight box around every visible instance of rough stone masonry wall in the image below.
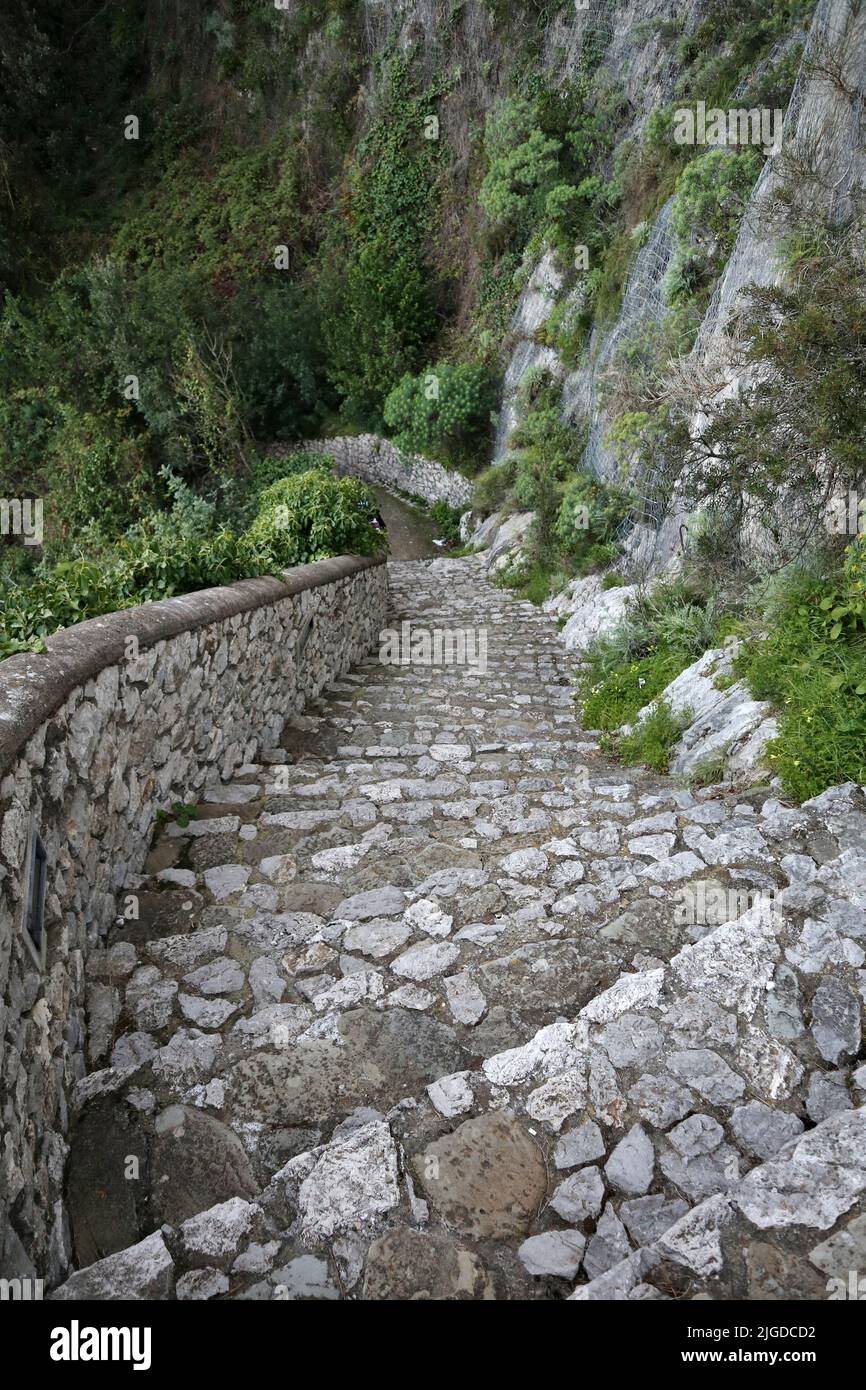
[299,436,474,511]
[0,554,387,1284]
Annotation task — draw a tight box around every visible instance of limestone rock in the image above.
[50,1231,174,1300]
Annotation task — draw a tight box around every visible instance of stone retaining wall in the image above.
[296,436,474,510]
[0,554,387,1283]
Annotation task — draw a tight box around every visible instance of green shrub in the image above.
[0,526,256,658]
[112,138,302,286]
[612,699,691,772]
[493,556,558,606]
[554,473,630,560]
[428,500,463,544]
[478,81,614,253]
[243,471,385,569]
[383,362,498,471]
[484,373,630,600]
[251,452,335,491]
[734,542,866,799]
[229,281,332,441]
[587,230,637,325]
[578,578,732,730]
[0,469,382,659]
[669,148,763,300]
[316,56,447,427]
[540,295,592,369]
[581,648,688,731]
[318,235,435,429]
[480,125,562,234]
[473,460,517,515]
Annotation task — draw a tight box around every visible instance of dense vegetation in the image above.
[3,0,863,800]
[0,457,384,656]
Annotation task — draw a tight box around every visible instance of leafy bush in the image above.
[554,473,630,561]
[480,372,629,601]
[383,362,498,471]
[734,542,866,799]
[428,500,463,544]
[243,471,385,569]
[319,236,435,430]
[581,649,687,731]
[492,556,559,606]
[578,579,731,730]
[611,699,691,772]
[251,452,335,491]
[480,125,562,234]
[316,57,446,427]
[473,460,517,516]
[0,527,256,658]
[229,281,333,441]
[478,82,614,253]
[0,468,383,659]
[669,148,763,301]
[539,295,592,369]
[112,138,302,287]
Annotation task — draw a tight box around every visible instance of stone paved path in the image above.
[57,557,866,1301]
[370,486,441,559]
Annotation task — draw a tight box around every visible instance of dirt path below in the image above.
[371,486,443,560]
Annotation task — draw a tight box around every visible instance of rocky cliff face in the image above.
[490,0,865,578]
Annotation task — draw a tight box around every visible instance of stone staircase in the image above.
[53,556,866,1300]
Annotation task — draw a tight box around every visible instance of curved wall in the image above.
[0,553,387,1284]
[297,435,474,510]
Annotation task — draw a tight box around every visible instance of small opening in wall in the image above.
[297,615,313,657]
[25,832,47,959]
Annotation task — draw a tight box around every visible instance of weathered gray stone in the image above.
[285,1121,400,1240]
[427,1072,474,1118]
[177,992,237,1028]
[335,886,407,920]
[343,919,413,958]
[667,1049,746,1104]
[620,1194,690,1246]
[183,956,244,996]
[50,1231,174,1300]
[730,1101,804,1161]
[392,940,460,981]
[583,1203,631,1279]
[179,1197,261,1269]
[554,1121,605,1170]
[734,1111,866,1231]
[500,848,549,879]
[809,1213,866,1281]
[403,898,453,937]
[806,1069,853,1123]
[363,1228,494,1300]
[151,1105,259,1227]
[550,1166,605,1224]
[442,971,487,1025]
[519,1229,586,1278]
[203,864,251,900]
[627,1073,694,1129]
[605,1125,655,1195]
[660,1114,739,1200]
[810,975,861,1064]
[271,1254,340,1300]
